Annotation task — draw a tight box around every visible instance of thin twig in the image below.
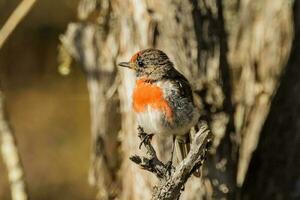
[0,0,37,49]
[0,90,29,200]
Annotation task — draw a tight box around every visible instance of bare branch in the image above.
[130,127,171,179]
[0,90,29,200]
[0,0,37,49]
[130,121,212,200]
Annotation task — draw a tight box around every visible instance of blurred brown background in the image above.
[0,0,96,199]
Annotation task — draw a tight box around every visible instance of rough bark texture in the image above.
[228,0,293,187]
[130,122,212,200]
[60,0,294,199]
[242,1,300,199]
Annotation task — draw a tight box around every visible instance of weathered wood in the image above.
[151,122,212,200]
[60,1,121,197]
[0,90,28,200]
[242,1,300,199]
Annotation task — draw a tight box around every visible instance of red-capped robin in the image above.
[118,49,200,175]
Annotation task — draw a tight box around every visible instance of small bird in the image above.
[118,49,200,171]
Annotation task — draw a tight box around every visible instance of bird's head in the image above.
[118,48,174,80]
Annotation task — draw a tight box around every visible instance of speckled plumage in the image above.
[119,48,200,164]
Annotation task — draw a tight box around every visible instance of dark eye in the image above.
[136,57,144,67]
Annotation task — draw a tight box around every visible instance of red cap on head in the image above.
[130,51,141,63]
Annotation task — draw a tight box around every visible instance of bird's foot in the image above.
[137,126,154,149]
[165,161,174,176]
[138,134,154,149]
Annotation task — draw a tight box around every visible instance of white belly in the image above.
[136,105,168,136]
[136,105,199,137]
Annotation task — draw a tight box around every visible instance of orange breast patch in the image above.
[133,79,173,120]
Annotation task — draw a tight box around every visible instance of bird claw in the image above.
[166,161,174,176]
[137,127,154,149]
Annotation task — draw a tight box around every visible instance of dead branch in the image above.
[0,0,37,49]
[130,121,212,200]
[130,127,170,179]
[0,90,28,200]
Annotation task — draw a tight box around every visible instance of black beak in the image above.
[118,62,131,68]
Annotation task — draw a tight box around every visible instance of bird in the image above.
[118,48,200,174]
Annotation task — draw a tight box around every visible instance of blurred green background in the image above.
[0,0,96,199]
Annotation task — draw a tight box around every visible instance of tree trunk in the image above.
[242,1,300,199]
[60,0,294,199]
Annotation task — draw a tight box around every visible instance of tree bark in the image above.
[60,0,294,199]
[242,1,300,199]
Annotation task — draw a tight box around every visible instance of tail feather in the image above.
[175,135,201,177]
